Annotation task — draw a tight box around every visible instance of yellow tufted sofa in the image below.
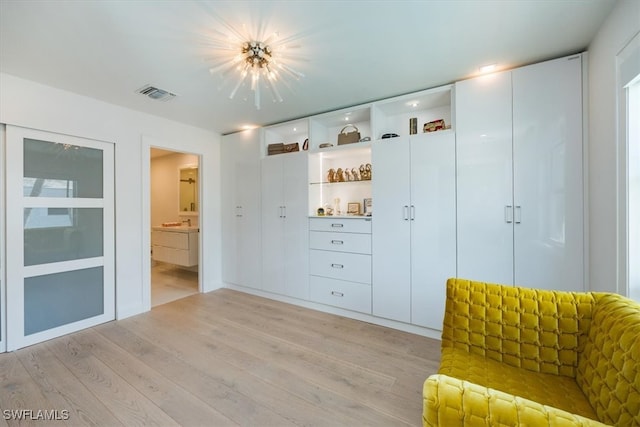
[423,278,640,427]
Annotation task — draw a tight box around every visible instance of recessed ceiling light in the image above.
[407,101,419,107]
[293,127,297,132]
[479,64,497,74]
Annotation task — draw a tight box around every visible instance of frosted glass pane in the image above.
[24,208,103,266]
[24,267,104,335]
[23,138,103,198]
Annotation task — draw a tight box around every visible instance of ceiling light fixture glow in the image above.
[207,27,305,110]
[479,63,497,74]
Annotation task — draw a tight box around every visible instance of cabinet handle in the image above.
[331,223,344,228]
[410,205,415,221]
[505,205,513,223]
[515,205,522,224]
[236,206,243,217]
[331,263,344,269]
[403,205,409,221]
[331,240,344,245]
[282,206,286,219]
[331,291,344,297]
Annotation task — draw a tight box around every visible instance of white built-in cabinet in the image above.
[372,131,456,328]
[261,150,309,300]
[220,129,262,289]
[220,53,587,335]
[456,54,585,291]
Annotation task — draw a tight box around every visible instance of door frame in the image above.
[141,136,204,311]
[0,124,5,353]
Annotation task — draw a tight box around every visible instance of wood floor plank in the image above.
[15,343,122,427]
[96,322,298,427]
[1,288,441,426]
[0,352,65,427]
[121,309,355,427]
[45,336,180,427]
[149,297,424,424]
[70,329,236,427]
[130,304,409,426]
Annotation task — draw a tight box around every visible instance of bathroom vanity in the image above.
[151,226,199,267]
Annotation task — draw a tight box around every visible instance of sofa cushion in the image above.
[441,279,597,378]
[439,347,598,421]
[576,294,640,426]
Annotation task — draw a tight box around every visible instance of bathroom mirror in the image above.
[179,166,198,212]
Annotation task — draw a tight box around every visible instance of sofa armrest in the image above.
[423,374,610,427]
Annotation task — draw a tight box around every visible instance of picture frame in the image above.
[347,202,361,215]
[363,198,372,216]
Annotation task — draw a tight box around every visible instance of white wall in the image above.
[588,0,640,293]
[151,152,199,228]
[0,72,222,319]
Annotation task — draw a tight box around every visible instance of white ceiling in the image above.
[0,0,616,135]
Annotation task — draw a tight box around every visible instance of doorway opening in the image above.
[150,148,200,307]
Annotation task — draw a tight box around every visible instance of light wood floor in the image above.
[151,262,199,307]
[0,289,441,426]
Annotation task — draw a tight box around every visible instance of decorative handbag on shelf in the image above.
[283,142,300,153]
[337,124,361,145]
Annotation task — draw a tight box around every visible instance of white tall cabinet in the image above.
[372,131,456,327]
[221,129,262,290]
[456,54,585,291]
[261,151,309,299]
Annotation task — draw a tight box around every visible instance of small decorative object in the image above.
[359,136,371,142]
[345,169,353,181]
[324,204,334,216]
[319,143,333,149]
[381,133,399,139]
[267,143,285,155]
[317,207,325,216]
[360,163,372,180]
[328,168,336,183]
[410,117,417,135]
[283,142,299,152]
[363,198,372,216]
[337,124,361,145]
[336,168,345,182]
[351,167,360,181]
[347,202,361,215]
[302,138,309,150]
[424,119,445,132]
[334,198,341,216]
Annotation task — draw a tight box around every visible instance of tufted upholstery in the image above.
[423,278,640,427]
[576,294,640,426]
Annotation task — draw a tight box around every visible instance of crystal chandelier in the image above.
[207,29,304,109]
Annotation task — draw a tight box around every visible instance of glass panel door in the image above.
[6,126,114,351]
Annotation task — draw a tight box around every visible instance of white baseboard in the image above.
[224,283,442,341]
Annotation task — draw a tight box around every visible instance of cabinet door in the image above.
[456,71,514,285]
[282,153,309,299]
[261,155,285,294]
[410,132,456,329]
[512,56,584,290]
[372,137,411,322]
[221,130,262,289]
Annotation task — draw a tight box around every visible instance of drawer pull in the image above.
[331,240,344,245]
[331,291,344,297]
[331,263,344,269]
[331,223,344,228]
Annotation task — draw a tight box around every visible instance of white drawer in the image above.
[152,231,190,250]
[310,276,372,314]
[309,231,371,254]
[153,245,195,267]
[309,249,371,284]
[309,217,372,234]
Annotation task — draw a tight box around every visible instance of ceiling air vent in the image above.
[136,84,177,102]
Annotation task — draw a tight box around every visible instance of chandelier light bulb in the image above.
[207,25,304,109]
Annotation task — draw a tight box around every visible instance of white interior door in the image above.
[6,126,114,351]
[0,125,5,352]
